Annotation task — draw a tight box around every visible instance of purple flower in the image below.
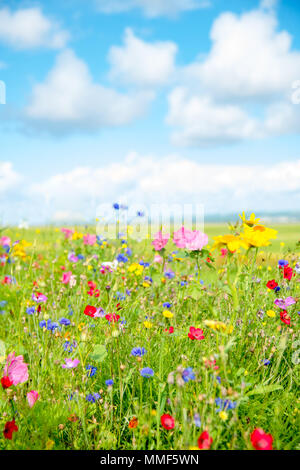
[62,358,80,369]
[274,297,296,309]
[182,367,195,383]
[140,367,154,378]
[32,293,48,303]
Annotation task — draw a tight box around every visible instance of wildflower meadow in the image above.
[0,212,299,450]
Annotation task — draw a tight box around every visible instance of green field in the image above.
[0,221,299,450]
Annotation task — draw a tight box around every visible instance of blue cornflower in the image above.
[215,398,237,412]
[86,365,97,378]
[105,379,114,387]
[274,286,281,293]
[163,302,172,309]
[113,203,120,210]
[115,291,126,301]
[182,367,195,383]
[164,271,175,279]
[126,248,132,256]
[63,341,77,353]
[278,259,289,267]
[263,359,271,366]
[131,347,147,357]
[86,393,101,403]
[59,317,71,326]
[26,306,35,315]
[140,367,154,378]
[116,253,128,263]
[0,301,8,308]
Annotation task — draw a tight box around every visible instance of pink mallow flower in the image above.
[152,231,170,251]
[83,234,97,246]
[61,271,72,285]
[173,227,208,251]
[61,228,74,239]
[62,358,80,369]
[274,296,296,309]
[27,390,39,408]
[153,254,163,264]
[4,352,29,385]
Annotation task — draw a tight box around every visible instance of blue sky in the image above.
[0,0,300,224]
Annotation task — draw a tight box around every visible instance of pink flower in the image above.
[61,228,74,239]
[4,352,29,385]
[152,231,170,251]
[274,297,296,309]
[62,358,80,369]
[27,390,39,408]
[83,234,97,246]
[61,271,72,285]
[173,227,208,251]
[0,236,11,247]
[153,254,163,263]
[221,248,228,257]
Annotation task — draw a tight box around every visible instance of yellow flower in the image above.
[72,231,83,240]
[163,310,174,319]
[45,439,55,450]
[128,263,144,276]
[142,281,151,288]
[219,411,228,421]
[204,320,233,334]
[144,320,153,329]
[239,211,260,227]
[212,234,249,252]
[242,224,277,248]
[266,310,276,318]
[151,409,157,416]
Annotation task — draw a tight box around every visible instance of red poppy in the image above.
[105,313,120,323]
[188,326,205,340]
[165,326,174,334]
[280,310,291,325]
[197,430,213,449]
[250,428,273,450]
[266,280,278,290]
[1,376,13,389]
[283,266,294,281]
[84,305,97,317]
[161,414,175,430]
[3,419,18,440]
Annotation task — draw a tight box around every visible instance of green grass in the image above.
[0,223,299,450]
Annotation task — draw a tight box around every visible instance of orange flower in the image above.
[128,417,138,429]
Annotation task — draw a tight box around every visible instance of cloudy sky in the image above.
[0,0,300,224]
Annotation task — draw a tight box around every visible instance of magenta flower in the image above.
[27,390,39,408]
[62,358,80,369]
[0,236,11,247]
[4,352,29,385]
[32,292,48,303]
[173,227,208,251]
[83,234,97,246]
[61,228,74,239]
[152,231,170,251]
[61,271,72,284]
[274,297,296,309]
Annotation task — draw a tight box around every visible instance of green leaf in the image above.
[90,344,108,363]
[247,384,283,396]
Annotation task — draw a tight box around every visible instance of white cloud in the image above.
[108,28,177,86]
[0,161,21,194]
[184,9,300,100]
[168,7,300,145]
[25,49,154,134]
[0,7,69,49]
[166,87,262,146]
[27,153,300,222]
[94,0,211,18]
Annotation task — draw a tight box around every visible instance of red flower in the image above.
[188,326,205,340]
[197,430,213,449]
[283,266,294,281]
[84,305,97,318]
[266,280,278,290]
[250,428,273,450]
[105,313,120,323]
[3,419,18,440]
[1,376,13,389]
[128,417,138,429]
[165,326,174,334]
[161,414,175,430]
[280,310,291,325]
